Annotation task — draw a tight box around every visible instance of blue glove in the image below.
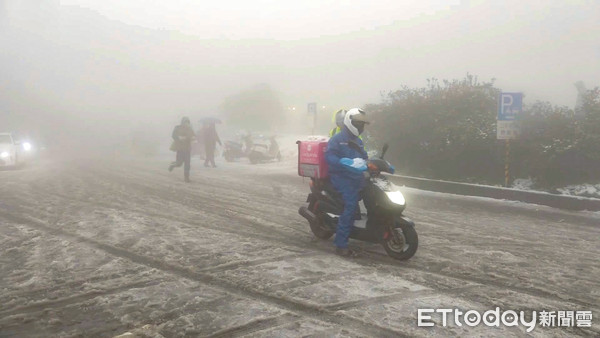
[340,157,367,173]
[389,164,395,174]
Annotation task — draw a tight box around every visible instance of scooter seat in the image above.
[322,180,342,201]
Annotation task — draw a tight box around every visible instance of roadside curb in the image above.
[388,175,600,212]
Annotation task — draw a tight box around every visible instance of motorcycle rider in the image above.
[268,135,279,156]
[329,109,348,137]
[242,132,254,155]
[325,108,370,257]
[330,108,364,141]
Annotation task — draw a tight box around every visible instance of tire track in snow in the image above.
[0,279,164,318]
[206,313,301,338]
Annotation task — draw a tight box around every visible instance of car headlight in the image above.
[0,152,9,158]
[385,191,405,205]
[23,142,32,151]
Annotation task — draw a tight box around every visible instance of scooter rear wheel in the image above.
[382,221,418,260]
[308,204,334,240]
[310,218,334,240]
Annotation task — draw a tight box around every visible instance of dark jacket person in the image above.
[169,117,196,182]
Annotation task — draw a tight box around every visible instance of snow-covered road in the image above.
[1,155,598,337]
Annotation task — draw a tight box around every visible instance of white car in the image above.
[0,132,32,167]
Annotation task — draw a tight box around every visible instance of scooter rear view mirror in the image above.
[381,143,389,159]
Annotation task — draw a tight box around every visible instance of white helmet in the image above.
[343,108,370,136]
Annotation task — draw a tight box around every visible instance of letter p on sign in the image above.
[498,92,522,121]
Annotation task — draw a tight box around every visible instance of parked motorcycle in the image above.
[222,140,246,162]
[298,144,418,260]
[248,137,281,164]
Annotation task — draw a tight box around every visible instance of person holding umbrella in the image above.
[201,117,222,168]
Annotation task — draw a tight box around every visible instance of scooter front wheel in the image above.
[382,221,418,260]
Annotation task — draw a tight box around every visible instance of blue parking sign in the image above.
[498,93,522,121]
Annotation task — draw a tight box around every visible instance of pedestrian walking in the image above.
[203,122,221,167]
[169,117,196,182]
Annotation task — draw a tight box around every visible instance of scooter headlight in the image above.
[23,142,32,151]
[0,151,9,158]
[385,191,405,206]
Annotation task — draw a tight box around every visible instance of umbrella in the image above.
[199,117,222,125]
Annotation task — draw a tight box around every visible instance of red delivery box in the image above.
[297,138,329,178]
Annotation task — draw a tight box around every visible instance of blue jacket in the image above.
[325,127,368,182]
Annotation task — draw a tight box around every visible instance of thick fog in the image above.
[1,0,599,153]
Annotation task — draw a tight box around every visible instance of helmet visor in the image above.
[352,121,366,135]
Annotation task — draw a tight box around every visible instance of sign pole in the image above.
[504,139,510,187]
[313,108,317,135]
[497,92,521,187]
[307,102,317,135]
